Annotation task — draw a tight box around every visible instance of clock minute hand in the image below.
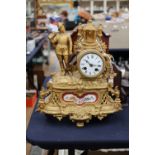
[85,60,91,65]
[84,60,95,67]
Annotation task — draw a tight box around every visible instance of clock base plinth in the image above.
[37,73,122,127]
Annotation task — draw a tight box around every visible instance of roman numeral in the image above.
[82,67,87,70]
[95,68,99,72]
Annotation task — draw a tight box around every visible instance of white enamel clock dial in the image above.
[79,52,104,78]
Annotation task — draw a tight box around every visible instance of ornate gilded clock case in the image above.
[37,21,122,127]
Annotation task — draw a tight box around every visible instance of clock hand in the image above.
[90,64,101,67]
[84,60,90,64]
[84,60,98,67]
[84,60,92,66]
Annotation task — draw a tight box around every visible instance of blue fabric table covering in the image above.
[26,104,129,150]
[27,77,128,150]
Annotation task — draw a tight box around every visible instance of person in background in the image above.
[73,0,92,24]
[60,11,69,28]
[73,0,81,24]
[60,10,77,30]
[46,17,58,33]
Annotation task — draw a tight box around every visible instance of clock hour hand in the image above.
[92,64,101,67]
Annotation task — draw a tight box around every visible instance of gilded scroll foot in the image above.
[76,122,85,127]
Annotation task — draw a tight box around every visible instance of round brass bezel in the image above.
[77,50,105,79]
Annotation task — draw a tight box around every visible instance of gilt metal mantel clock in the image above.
[37,21,122,127]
